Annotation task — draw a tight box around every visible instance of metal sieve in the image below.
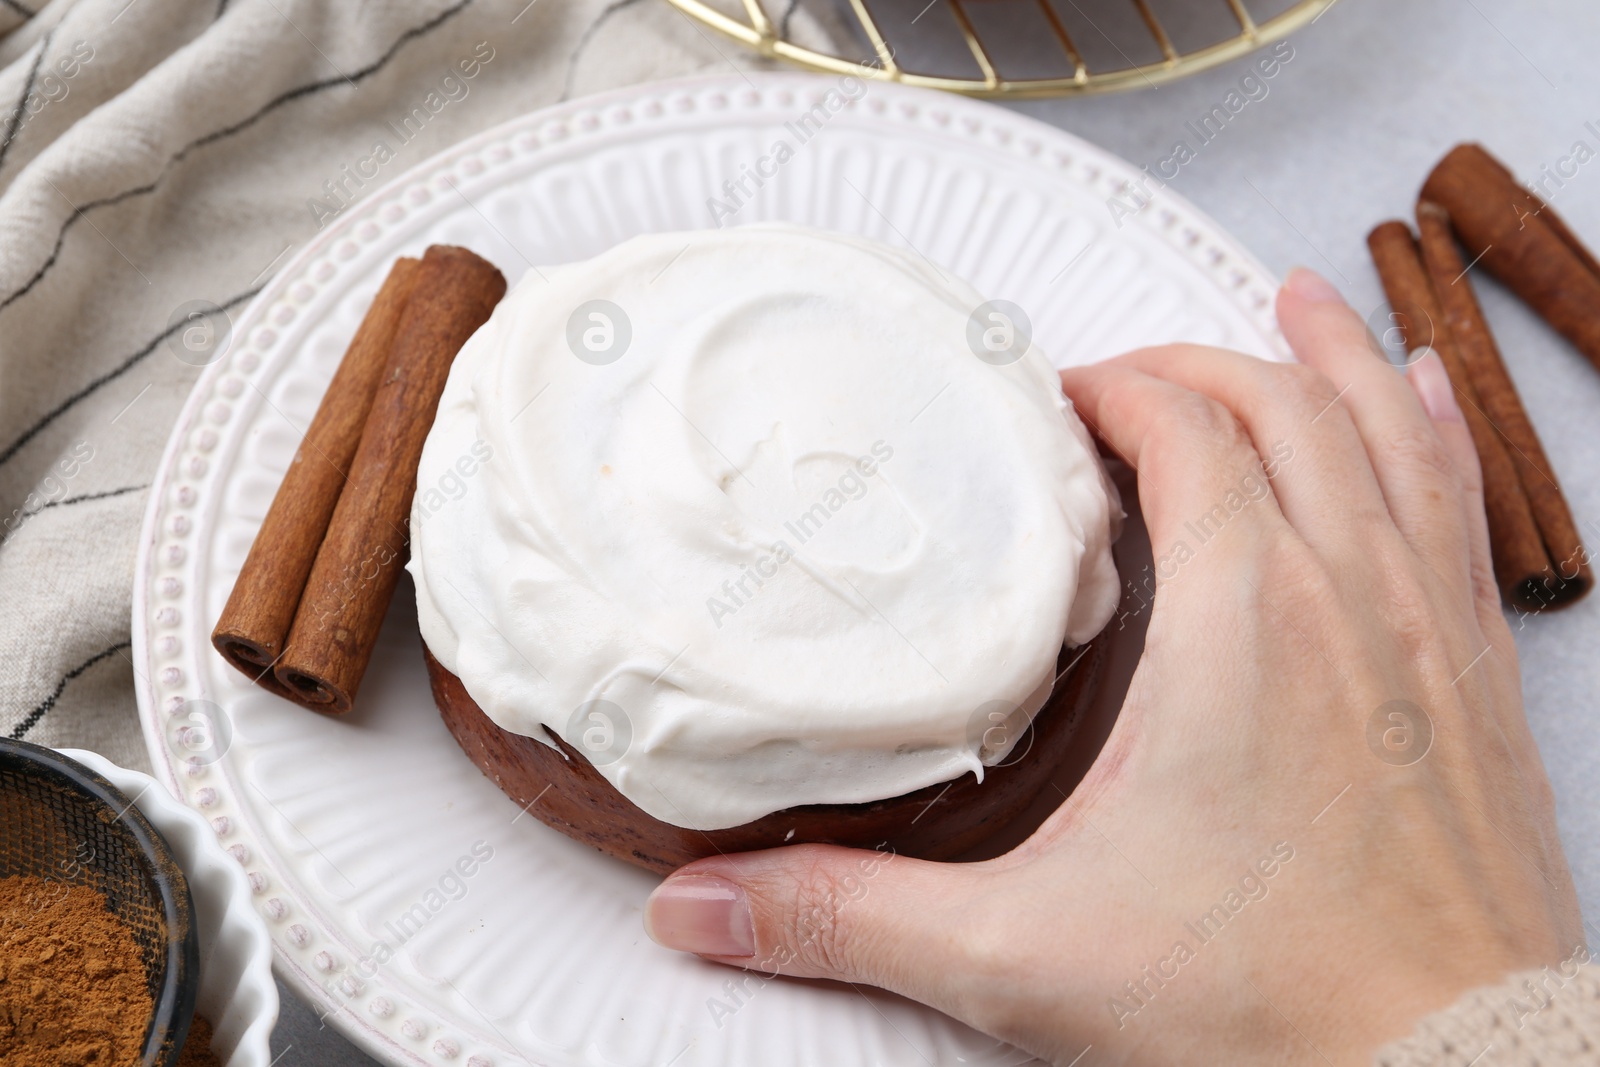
[0,738,200,1067]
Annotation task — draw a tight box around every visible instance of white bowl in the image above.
[61,749,277,1067]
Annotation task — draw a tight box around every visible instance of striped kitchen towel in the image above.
[0,0,839,768]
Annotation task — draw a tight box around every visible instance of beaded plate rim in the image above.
[131,70,1287,1067]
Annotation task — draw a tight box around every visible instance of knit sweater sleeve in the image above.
[1373,959,1599,1066]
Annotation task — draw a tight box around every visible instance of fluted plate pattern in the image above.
[133,72,1286,1067]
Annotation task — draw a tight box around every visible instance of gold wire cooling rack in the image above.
[663,0,1340,98]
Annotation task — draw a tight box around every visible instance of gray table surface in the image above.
[273,0,1600,1061]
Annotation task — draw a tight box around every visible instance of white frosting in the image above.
[409,224,1120,831]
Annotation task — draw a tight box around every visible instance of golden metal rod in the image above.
[846,0,900,73]
[1129,0,1179,64]
[741,0,774,40]
[1223,0,1258,37]
[947,0,1000,90]
[666,0,763,45]
[1036,0,1089,84]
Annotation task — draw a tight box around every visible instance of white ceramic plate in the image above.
[133,72,1288,1067]
[59,749,277,1067]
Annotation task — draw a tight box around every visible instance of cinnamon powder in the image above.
[0,874,153,1066]
[176,1013,221,1067]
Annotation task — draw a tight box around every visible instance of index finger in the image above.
[1060,361,1289,564]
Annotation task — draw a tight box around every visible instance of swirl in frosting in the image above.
[409,224,1119,831]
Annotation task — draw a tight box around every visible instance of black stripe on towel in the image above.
[9,640,132,740]
[0,287,259,469]
[32,483,149,513]
[0,29,53,174]
[0,0,474,315]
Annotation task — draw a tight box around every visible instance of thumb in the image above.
[643,843,986,995]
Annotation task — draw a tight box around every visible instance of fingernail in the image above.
[1284,267,1345,305]
[1408,348,1464,423]
[645,875,755,957]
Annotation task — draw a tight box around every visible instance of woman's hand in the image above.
[642,269,1584,1066]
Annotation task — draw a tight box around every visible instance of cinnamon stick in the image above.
[1416,202,1592,608]
[1366,221,1556,610]
[211,257,422,697]
[1420,143,1600,372]
[274,246,506,714]
[1442,145,1600,282]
